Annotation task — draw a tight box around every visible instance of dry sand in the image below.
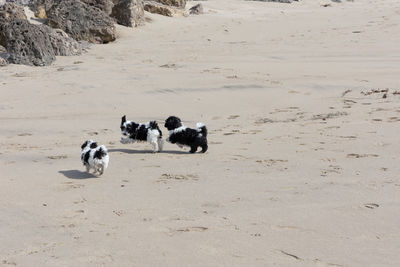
[1,0,400,265]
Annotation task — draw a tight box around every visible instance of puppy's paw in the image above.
[120,137,131,144]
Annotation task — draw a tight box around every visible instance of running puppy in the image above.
[120,115,163,152]
[164,116,208,153]
[81,140,109,175]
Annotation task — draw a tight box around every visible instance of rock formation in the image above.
[42,26,82,56]
[153,0,185,8]
[0,2,27,24]
[1,19,56,66]
[143,0,186,17]
[46,0,116,44]
[111,0,144,27]
[80,0,114,15]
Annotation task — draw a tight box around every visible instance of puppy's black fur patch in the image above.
[165,116,208,153]
[90,142,98,149]
[80,140,109,175]
[83,150,90,164]
[120,115,162,141]
[81,140,98,150]
[94,146,107,159]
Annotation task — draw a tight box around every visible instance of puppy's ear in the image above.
[81,140,88,150]
[121,115,127,128]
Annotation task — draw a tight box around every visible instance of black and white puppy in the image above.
[164,116,208,153]
[120,115,163,152]
[81,140,109,175]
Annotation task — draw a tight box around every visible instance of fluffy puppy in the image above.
[81,140,109,175]
[120,115,163,152]
[164,116,208,153]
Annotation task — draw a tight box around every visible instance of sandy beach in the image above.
[1,0,400,265]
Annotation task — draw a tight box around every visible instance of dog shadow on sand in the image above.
[59,170,98,179]
[108,148,189,155]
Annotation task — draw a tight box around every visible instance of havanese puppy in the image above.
[164,116,208,153]
[81,140,109,175]
[120,115,163,152]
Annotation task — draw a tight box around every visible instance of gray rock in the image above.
[46,0,116,44]
[1,19,56,66]
[28,0,52,19]
[0,44,6,66]
[153,0,185,8]
[0,3,27,46]
[0,57,7,66]
[144,0,186,17]
[40,25,82,56]
[189,3,202,15]
[111,0,144,27]
[80,0,114,15]
[30,0,114,19]
[0,2,27,24]
[143,0,172,16]
[6,0,31,5]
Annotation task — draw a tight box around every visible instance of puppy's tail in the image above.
[196,122,207,138]
[149,121,162,138]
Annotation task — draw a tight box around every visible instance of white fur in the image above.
[196,122,205,129]
[148,129,163,152]
[120,120,163,152]
[166,126,187,148]
[81,143,109,175]
[169,125,187,135]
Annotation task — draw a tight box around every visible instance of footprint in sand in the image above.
[168,226,208,236]
[320,165,342,177]
[201,202,222,208]
[256,159,288,167]
[62,209,85,219]
[73,198,87,204]
[61,182,85,190]
[311,112,348,121]
[159,63,182,69]
[388,117,400,122]
[347,153,379,158]
[278,250,302,261]
[227,115,240,119]
[47,155,68,160]
[338,135,357,139]
[17,133,32,136]
[248,129,262,134]
[363,203,379,209]
[157,173,199,183]
[209,141,222,145]
[113,210,124,216]
[313,259,343,267]
[2,260,17,266]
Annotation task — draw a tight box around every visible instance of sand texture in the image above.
[1,0,400,265]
